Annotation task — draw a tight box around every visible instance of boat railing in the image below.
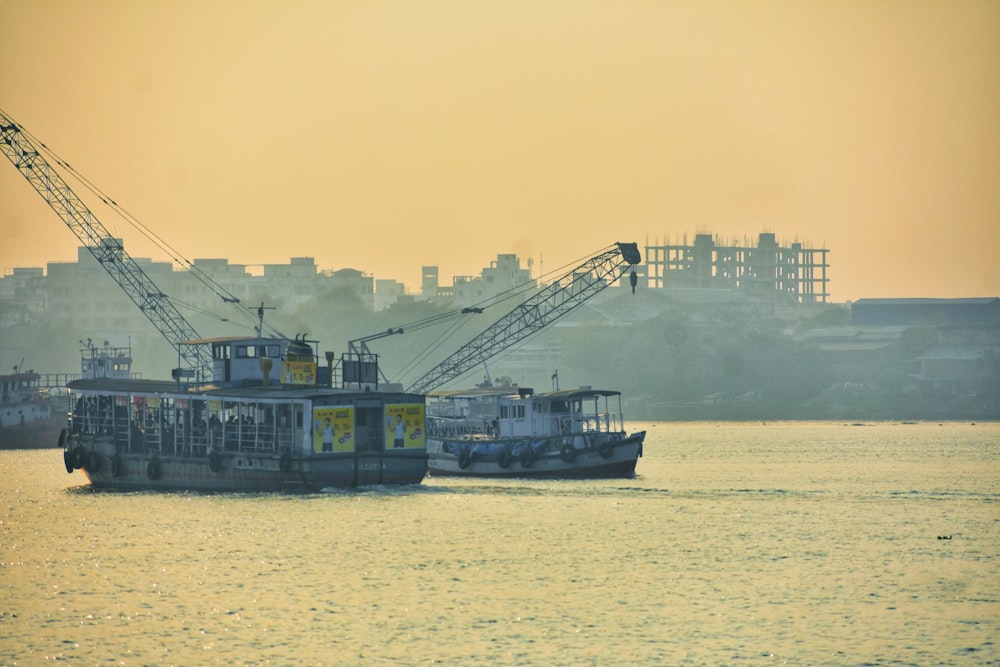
[427,416,494,439]
[552,412,624,435]
[76,410,291,458]
[69,391,308,457]
[593,412,623,433]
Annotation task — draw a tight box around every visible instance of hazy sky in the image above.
[2,0,998,303]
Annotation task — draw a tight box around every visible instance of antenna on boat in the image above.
[256,302,276,337]
[552,369,559,391]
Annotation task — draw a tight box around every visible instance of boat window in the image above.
[264,345,281,357]
[236,345,258,359]
[275,403,295,449]
[189,398,209,455]
[258,403,273,427]
[355,406,382,452]
[242,402,255,448]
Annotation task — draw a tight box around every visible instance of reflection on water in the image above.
[1,421,997,665]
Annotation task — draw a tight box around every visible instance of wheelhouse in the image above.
[497,388,626,438]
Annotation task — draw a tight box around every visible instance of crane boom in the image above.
[0,112,211,377]
[406,242,641,394]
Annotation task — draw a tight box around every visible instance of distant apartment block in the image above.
[422,253,535,308]
[644,232,829,303]
[0,267,45,327]
[375,279,406,311]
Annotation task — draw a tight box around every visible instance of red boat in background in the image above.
[0,367,63,449]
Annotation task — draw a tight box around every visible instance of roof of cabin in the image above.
[66,378,418,401]
[507,388,622,401]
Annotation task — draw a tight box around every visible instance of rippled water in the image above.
[1,421,997,666]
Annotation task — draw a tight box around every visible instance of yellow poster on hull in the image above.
[312,406,354,452]
[385,404,425,449]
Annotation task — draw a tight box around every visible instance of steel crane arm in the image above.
[0,114,211,375]
[406,242,640,394]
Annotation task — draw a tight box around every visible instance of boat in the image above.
[61,335,428,492]
[0,365,63,449]
[425,384,645,478]
[2,112,427,492]
[1,340,134,450]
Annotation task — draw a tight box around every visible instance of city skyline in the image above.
[2,1,998,303]
[4,234,831,304]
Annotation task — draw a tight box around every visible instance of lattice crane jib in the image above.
[406,242,640,394]
[0,113,211,377]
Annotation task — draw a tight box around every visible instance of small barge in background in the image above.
[62,337,428,492]
[426,385,644,478]
[0,365,63,449]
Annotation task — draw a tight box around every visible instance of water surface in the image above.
[1,421,996,665]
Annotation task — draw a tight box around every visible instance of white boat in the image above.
[62,336,428,492]
[426,385,645,478]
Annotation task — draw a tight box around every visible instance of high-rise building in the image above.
[644,232,829,303]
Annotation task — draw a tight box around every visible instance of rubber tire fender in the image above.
[84,450,101,473]
[457,447,472,470]
[146,458,161,480]
[560,443,577,463]
[497,446,512,469]
[209,451,223,473]
[520,445,535,469]
[598,442,614,459]
[72,446,86,470]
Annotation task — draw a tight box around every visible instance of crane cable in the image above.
[1,109,266,335]
[5,110,618,348]
[391,244,619,386]
[352,244,618,378]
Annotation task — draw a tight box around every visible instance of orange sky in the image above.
[2,0,998,303]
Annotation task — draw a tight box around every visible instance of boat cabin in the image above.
[0,370,51,430]
[181,335,321,387]
[1,370,41,403]
[68,379,310,456]
[80,340,134,380]
[496,388,626,438]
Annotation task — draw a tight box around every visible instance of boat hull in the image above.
[427,431,645,478]
[0,418,64,450]
[64,436,428,492]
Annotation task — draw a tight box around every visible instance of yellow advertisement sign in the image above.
[283,361,317,385]
[385,403,425,449]
[313,406,354,453]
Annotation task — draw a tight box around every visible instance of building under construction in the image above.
[644,232,829,303]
